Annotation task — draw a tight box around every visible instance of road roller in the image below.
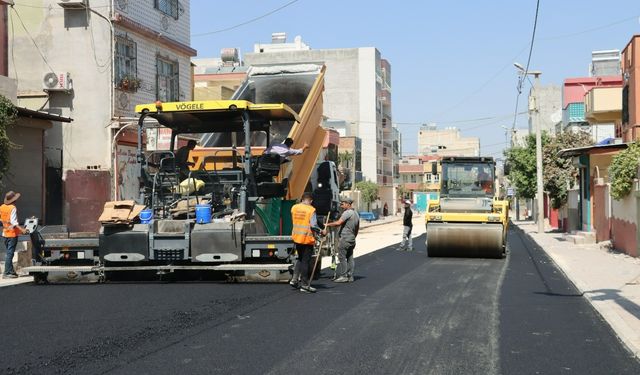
[425,156,509,258]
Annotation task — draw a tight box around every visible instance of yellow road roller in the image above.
[425,156,509,258]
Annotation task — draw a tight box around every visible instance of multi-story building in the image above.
[243,33,397,212]
[325,118,362,184]
[621,36,640,141]
[0,2,73,223]
[563,77,622,141]
[193,49,248,101]
[590,50,621,77]
[397,155,441,212]
[563,50,622,142]
[417,124,479,157]
[9,0,196,231]
[392,124,402,185]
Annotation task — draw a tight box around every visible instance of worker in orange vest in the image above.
[478,169,493,194]
[290,192,320,293]
[1,191,27,278]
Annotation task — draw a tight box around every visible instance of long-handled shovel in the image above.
[309,215,331,282]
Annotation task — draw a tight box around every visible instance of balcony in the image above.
[565,102,586,124]
[585,86,622,123]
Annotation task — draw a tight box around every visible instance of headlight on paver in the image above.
[429,214,442,221]
[487,215,501,222]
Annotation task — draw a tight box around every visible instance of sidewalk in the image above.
[0,260,33,288]
[359,214,403,229]
[514,220,640,358]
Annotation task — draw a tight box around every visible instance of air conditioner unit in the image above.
[58,0,87,9]
[43,72,73,92]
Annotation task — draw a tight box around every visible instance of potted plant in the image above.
[119,76,141,91]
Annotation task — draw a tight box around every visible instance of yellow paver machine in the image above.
[425,157,509,258]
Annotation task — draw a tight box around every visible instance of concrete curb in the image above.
[0,276,33,288]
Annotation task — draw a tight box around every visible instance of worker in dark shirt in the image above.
[397,200,413,251]
[175,140,197,180]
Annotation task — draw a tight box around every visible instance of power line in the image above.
[10,6,56,74]
[432,13,637,121]
[192,0,300,37]
[540,15,639,41]
[330,111,528,128]
[511,0,541,133]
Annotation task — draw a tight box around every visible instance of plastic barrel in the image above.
[139,209,153,224]
[195,204,212,224]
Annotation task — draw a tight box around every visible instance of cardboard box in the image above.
[99,200,145,225]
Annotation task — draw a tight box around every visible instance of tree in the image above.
[505,130,593,209]
[504,133,543,200]
[355,180,378,211]
[337,150,353,168]
[0,95,17,184]
[544,130,592,208]
[609,142,640,200]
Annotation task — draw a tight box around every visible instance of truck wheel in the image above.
[33,272,48,284]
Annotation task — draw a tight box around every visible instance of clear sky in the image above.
[190,0,640,158]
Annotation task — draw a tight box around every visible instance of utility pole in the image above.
[532,73,544,233]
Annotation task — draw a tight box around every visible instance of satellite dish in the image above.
[550,110,562,124]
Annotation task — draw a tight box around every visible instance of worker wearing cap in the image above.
[323,196,360,283]
[398,200,413,251]
[1,191,27,278]
[290,192,320,293]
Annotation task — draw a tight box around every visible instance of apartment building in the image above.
[417,124,479,157]
[9,0,196,231]
[243,33,397,211]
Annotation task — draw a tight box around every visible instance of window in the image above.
[157,56,179,102]
[115,35,137,91]
[155,0,179,19]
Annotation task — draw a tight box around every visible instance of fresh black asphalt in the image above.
[1,225,638,374]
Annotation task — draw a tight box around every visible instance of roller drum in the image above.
[426,222,504,258]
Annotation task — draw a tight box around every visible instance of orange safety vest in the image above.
[0,204,20,238]
[291,203,315,245]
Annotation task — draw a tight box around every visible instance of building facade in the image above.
[9,0,196,231]
[417,124,479,157]
[193,50,247,101]
[527,84,562,135]
[621,35,640,142]
[243,34,397,211]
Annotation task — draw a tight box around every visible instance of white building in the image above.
[243,34,397,212]
[418,124,480,157]
[9,0,196,231]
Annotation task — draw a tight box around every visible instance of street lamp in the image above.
[514,62,544,233]
[500,125,510,147]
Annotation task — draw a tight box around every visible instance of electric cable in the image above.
[192,0,300,37]
[10,6,56,74]
[511,0,541,132]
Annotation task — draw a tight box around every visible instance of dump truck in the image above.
[425,156,509,258]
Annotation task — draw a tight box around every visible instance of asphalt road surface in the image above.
[1,225,639,374]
